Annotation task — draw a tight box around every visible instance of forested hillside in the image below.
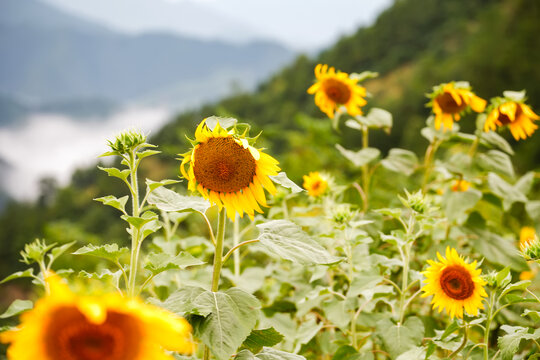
[1,0,539,279]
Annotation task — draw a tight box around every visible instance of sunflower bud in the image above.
[20,239,52,265]
[107,129,147,154]
[399,190,427,214]
[330,204,356,225]
[519,227,540,261]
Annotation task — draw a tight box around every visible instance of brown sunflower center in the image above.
[193,136,256,193]
[323,78,351,104]
[45,307,142,360]
[498,104,522,125]
[440,265,475,300]
[436,92,467,114]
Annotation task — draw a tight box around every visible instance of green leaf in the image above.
[522,309,540,322]
[0,299,33,318]
[440,320,460,340]
[380,149,418,176]
[498,325,540,360]
[487,173,527,210]
[72,244,129,263]
[443,189,482,223]
[467,228,528,271]
[98,166,130,181]
[256,220,342,265]
[94,195,129,213]
[79,269,122,287]
[376,317,425,358]
[241,328,284,353]
[504,294,537,304]
[193,288,261,360]
[395,347,426,360]
[357,108,393,129]
[526,201,540,220]
[501,280,531,298]
[476,150,515,178]
[0,269,34,284]
[144,252,205,276]
[137,149,161,159]
[480,131,514,155]
[236,348,306,360]
[347,274,383,298]
[332,346,362,360]
[515,171,535,196]
[496,267,512,288]
[147,186,210,214]
[336,144,380,167]
[375,208,402,219]
[146,178,181,193]
[49,241,77,262]
[121,211,158,229]
[156,286,211,316]
[270,172,304,193]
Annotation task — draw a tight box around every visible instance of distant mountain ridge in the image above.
[0,0,294,106]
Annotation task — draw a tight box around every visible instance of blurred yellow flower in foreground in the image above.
[484,100,539,140]
[429,82,486,131]
[1,274,193,360]
[307,64,367,118]
[422,247,487,319]
[303,171,328,197]
[181,119,280,221]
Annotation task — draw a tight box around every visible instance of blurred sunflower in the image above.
[307,64,367,118]
[450,179,470,192]
[428,82,486,131]
[422,247,487,319]
[519,226,540,261]
[303,171,328,197]
[180,119,280,220]
[0,274,193,360]
[484,95,539,140]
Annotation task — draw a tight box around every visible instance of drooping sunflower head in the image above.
[421,247,487,319]
[519,226,540,261]
[303,171,329,197]
[307,64,367,119]
[483,91,539,141]
[428,82,486,131]
[0,274,194,360]
[451,179,470,192]
[180,118,280,221]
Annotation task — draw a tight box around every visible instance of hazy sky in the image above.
[42,0,393,50]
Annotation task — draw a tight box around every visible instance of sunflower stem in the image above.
[233,214,240,277]
[361,125,370,211]
[204,208,227,360]
[448,322,468,359]
[468,133,480,158]
[484,291,495,360]
[421,138,440,194]
[127,149,142,297]
[211,208,227,292]
[398,242,411,325]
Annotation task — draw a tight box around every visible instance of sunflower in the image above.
[0,274,193,360]
[484,100,539,141]
[428,82,486,131]
[180,119,280,221]
[303,171,328,197]
[519,226,540,261]
[450,179,470,192]
[307,64,367,118]
[422,247,487,319]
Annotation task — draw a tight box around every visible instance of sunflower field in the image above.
[1,63,540,360]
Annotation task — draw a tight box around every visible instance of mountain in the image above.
[1,0,539,279]
[0,0,294,106]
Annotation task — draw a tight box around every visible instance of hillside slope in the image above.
[1,0,539,279]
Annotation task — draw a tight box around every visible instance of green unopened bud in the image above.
[399,190,427,214]
[20,239,55,265]
[483,271,498,287]
[330,204,357,225]
[107,129,147,154]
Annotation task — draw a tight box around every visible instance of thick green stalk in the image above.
[361,126,370,211]
[233,214,240,277]
[204,208,227,360]
[127,150,141,297]
[484,292,494,360]
[398,243,411,325]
